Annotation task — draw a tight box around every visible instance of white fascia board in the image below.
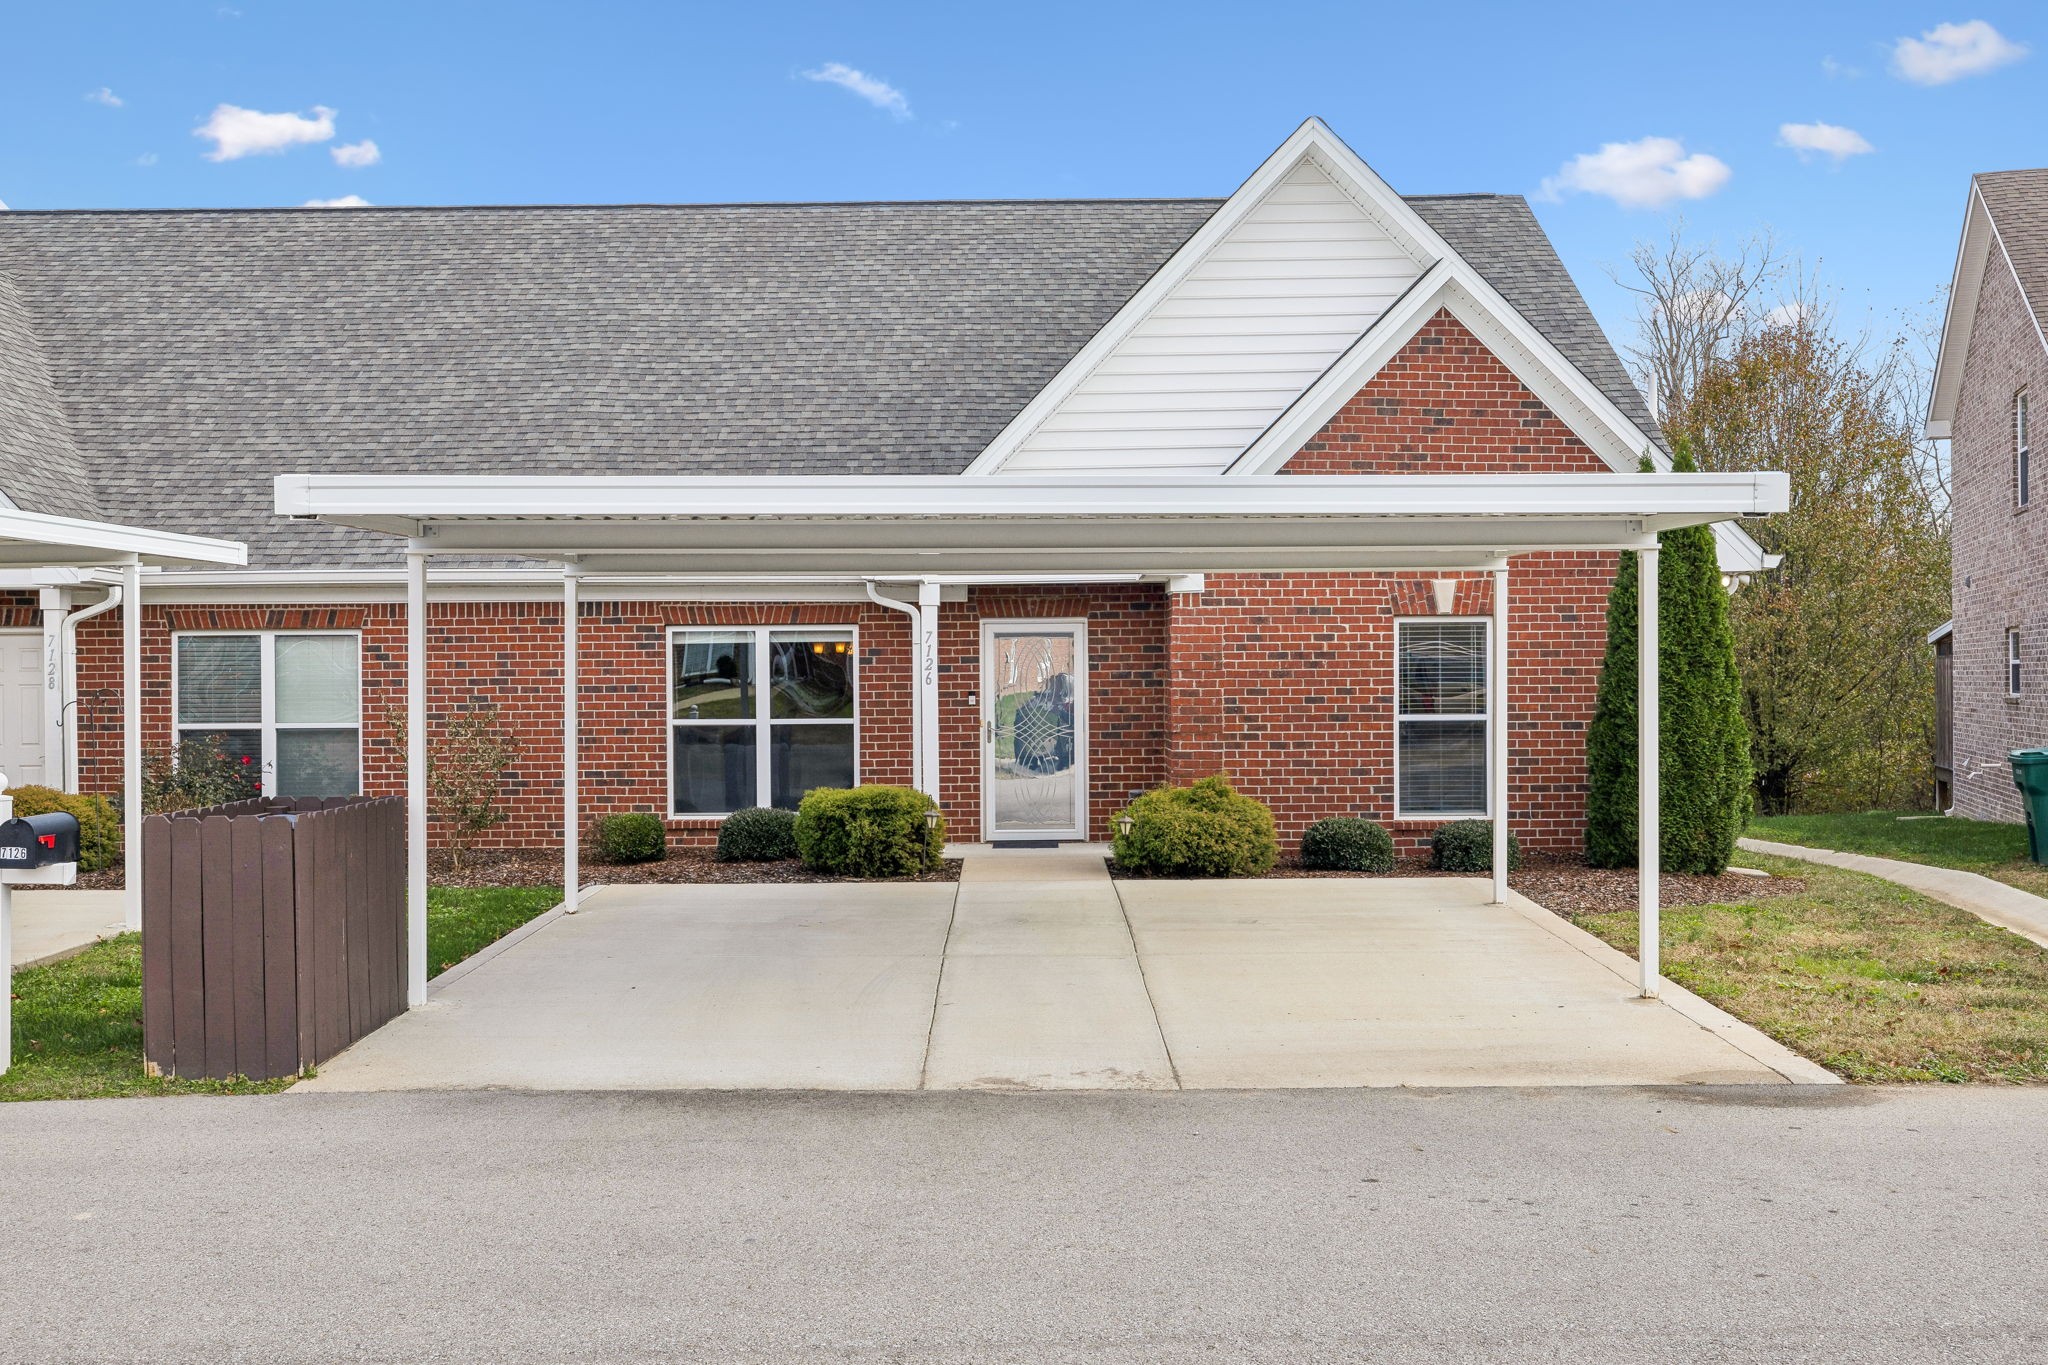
[1927,618,1954,645]
[277,471,1788,526]
[1928,184,1992,436]
[959,117,1438,477]
[0,509,247,568]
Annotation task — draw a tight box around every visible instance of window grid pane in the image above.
[1397,621,1488,716]
[275,635,360,724]
[1398,720,1488,816]
[768,632,855,720]
[176,636,261,724]
[672,634,755,720]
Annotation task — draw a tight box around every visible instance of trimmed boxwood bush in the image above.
[794,785,944,878]
[1300,817,1394,872]
[717,805,799,862]
[593,811,666,864]
[1430,819,1521,873]
[1112,775,1277,878]
[6,785,120,873]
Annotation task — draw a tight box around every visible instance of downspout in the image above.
[58,586,123,793]
[863,580,925,794]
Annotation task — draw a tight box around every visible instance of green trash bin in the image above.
[2013,749,2048,864]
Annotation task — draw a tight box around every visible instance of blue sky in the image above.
[5,2,2043,360]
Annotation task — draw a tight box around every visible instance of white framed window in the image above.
[172,631,362,798]
[669,626,858,816]
[2018,390,2032,510]
[2010,629,2024,697]
[1394,618,1489,819]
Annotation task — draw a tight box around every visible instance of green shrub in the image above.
[794,785,943,877]
[141,734,261,814]
[1300,817,1394,872]
[593,812,666,864]
[1430,819,1521,873]
[7,785,121,873]
[717,806,799,862]
[1112,775,1278,878]
[1585,442,1750,874]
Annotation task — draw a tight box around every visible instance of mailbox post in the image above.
[0,775,81,1077]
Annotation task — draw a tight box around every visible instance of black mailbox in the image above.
[0,813,80,869]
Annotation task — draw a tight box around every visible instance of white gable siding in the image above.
[995,161,1423,475]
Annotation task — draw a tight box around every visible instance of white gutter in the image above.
[58,586,122,792]
[863,580,926,794]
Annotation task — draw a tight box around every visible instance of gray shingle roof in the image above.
[0,194,1656,568]
[0,268,102,521]
[1976,169,2048,336]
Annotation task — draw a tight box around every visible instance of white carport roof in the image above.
[274,472,1788,574]
[0,508,247,569]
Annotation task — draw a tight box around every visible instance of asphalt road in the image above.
[3,1085,2044,1363]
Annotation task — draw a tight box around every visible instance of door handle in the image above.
[984,718,995,744]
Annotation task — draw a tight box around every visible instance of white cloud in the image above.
[194,103,336,161]
[1778,121,1875,163]
[331,138,381,168]
[1539,136,1731,209]
[1892,20,2027,85]
[302,194,371,208]
[85,86,123,108]
[1761,301,1808,330]
[801,62,911,119]
[1820,55,1862,79]
[135,152,159,167]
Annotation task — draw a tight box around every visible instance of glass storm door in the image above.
[981,622,1088,840]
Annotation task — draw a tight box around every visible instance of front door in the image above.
[0,631,44,787]
[980,621,1088,841]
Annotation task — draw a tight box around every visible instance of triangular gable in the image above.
[964,118,1438,476]
[1270,307,1615,475]
[1928,176,2048,439]
[1226,269,1656,475]
[967,117,1666,478]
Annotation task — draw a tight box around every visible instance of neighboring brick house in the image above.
[1927,169,2048,822]
[0,120,1766,855]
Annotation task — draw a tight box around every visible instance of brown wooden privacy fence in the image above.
[141,794,406,1080]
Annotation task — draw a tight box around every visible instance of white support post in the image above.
[917,580,942,805]
[1637,545,1661,998]
[38,588,68,789]
[1,882,12,1076]
[562,564,582,913]
[1490,565,1510,905]
[121,559,142,932]
[405,547,429,1008]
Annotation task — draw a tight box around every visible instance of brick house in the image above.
[1927,169,2048,821]
[0,120,1772,860]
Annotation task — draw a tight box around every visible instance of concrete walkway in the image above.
[8,890,127,968]
[298,850,1828,1093]
[1741,837,2048,952]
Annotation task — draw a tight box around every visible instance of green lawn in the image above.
[1577,856,2048,1083]
[4,885,562,1102]
[427,885,561,979]
[1750,810,2048,899]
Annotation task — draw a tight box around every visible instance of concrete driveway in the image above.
[298,850,1828,1092]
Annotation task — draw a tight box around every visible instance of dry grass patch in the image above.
[1574,855,2048,1084]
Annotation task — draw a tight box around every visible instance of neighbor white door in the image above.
[980,620,1088,841]
[0,631,46,787]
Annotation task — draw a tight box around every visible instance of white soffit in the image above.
[966,121,1433,476]
[0,508,247,569]
[274,472,1788,576]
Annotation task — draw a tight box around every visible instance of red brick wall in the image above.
[1284,310,1613,476]
[1162,559,1613,855]
[936,584,1168,841]
[75,599,919,850]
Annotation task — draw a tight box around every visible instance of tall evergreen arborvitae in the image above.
[1585,443,1751,873]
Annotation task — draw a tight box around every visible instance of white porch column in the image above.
[121,559,142,932]
[405,547,429,1008]
[1637,545,1661,998]
[562,564,582,913]
[1490,565,1510,905]
[38,588,68,789]
[917,580,942,804]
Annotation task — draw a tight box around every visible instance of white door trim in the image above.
[979,618,1090,841]
[0,628,48,790]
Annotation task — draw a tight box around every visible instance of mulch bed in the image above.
[428,847,962,888]
[1113,854,1804,916]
